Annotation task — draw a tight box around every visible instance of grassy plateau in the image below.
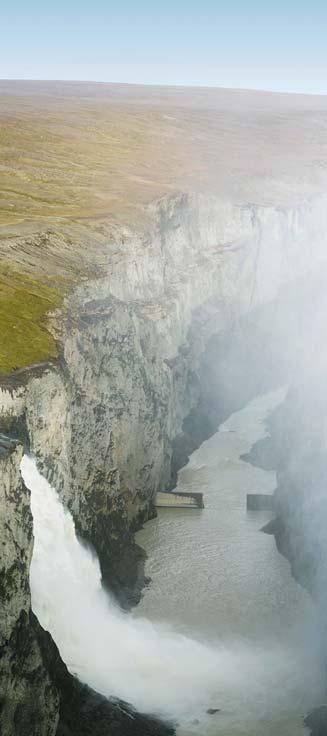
[1,81,327,373]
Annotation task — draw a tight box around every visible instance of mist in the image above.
[21,382,322,734]
[17,193,327,734]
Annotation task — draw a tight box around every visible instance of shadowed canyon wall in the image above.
[1,191,327,733]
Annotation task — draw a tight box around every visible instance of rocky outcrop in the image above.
[241,259,327,614]
[261,378,327,607]
[0,435,59,736]
[2,77,327,736]
[240,313,327,733]
[1,191,327,733]
[0,434,174,736]
[1,193,327,605]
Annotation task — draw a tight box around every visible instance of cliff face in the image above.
[0,436,176,736]
[2,81,327,735]
[266,379,327,604]
[1,190,327,732]
[0,436,59,736]
[244,373,327,734]
[1,193,327,605]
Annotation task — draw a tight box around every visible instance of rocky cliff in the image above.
[1,191,327,733]
[2,81,327,735]
[262,372,327,633]
[0,434,174,736]
[1,193,327,608]
[0,435,59,735]
[240,301,327,733]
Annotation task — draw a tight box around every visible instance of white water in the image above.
[22,455,225,722]
[21,391,322,732]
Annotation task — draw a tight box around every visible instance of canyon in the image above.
[1,82,327,734]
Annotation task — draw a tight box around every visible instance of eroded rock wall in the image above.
[0,437,59,736]
[0,435,175,735]
[1,193,327,603]
[1,191,327,731]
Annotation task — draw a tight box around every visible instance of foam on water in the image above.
[22,455,224,722]
[21,392,322,732]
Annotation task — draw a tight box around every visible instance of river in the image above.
[22,389,323,735]
[135,389,322,735]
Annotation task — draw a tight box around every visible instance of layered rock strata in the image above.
[1,192,327,733]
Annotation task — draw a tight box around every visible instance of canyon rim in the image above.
[1,81,327,735]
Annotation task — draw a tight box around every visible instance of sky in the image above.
[1,0,327,94]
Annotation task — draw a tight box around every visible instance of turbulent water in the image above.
[136,389,323,735]
[21,389,322,734]
[21,457,227,722]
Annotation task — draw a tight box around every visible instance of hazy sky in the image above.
[1,1,327,93]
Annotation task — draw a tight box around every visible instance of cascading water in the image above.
[21,455,222,724]
[21,391,322,734]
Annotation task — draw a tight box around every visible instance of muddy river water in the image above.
[136,389,322,735]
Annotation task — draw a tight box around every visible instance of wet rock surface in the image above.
[305,707,327,736]
[33,615,174,736]
[0,440,174,735]
[0,441,59,736]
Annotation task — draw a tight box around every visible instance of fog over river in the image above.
[136,388,323,735]
[22,389,322,735]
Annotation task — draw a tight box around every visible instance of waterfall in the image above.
[21,451,319,733]
[21,455,221,722]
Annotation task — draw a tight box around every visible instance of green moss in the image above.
[0,264,66,374]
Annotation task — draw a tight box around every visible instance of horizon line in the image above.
[1,77,327,98]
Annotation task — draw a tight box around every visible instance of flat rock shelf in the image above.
[155,492,204,509]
